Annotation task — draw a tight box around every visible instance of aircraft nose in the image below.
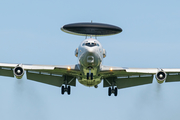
[79,47,100,67]
[86,47,96,53]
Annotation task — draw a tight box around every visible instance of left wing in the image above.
[100,66,180,89]
[0,63,80,87]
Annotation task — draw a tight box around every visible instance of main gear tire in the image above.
[61,86,65,95]
[68,86,71,95]
[114,87,118,96]
[108,87,112,96]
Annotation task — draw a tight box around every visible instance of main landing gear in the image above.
[108,80,118,96]
[108,87,118,96]
[61,76,71,95]
[61,85,71,95]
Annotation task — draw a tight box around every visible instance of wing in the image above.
[100,66,180,89]
[0,63,80,87]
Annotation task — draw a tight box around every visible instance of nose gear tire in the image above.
[87,73,89,79]
[91,73,93,80]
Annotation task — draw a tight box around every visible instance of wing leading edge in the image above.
[1,63,180,90]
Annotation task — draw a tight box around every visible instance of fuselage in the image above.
[76,38,105,87]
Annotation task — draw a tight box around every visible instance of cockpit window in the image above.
[83,42,99,47]
[86,43,91,46]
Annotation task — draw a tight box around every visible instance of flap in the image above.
[116,75,153,89]
[103,74,153,89]
[26,71,64,87]
[0,67,14,77]
[166,73,180,82]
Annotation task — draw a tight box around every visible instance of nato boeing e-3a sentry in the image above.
[1,22,180,96]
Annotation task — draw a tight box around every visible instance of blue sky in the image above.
[0,0,180,120]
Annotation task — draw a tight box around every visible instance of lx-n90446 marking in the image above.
[1,22,180,96]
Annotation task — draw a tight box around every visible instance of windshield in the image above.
[83,42,99,47]
[86,43,96,47]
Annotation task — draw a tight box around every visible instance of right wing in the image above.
[100,66,180,89]
[0,63,81,87]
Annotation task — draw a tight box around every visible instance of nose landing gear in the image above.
[87,73,93,80]
[87,67,93,80]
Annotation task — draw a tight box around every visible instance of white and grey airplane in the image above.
[1,22,180,96]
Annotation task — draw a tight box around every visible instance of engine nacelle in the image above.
[13,66,24,79]
[155,71,167,84]
[103,49,106,58]
[75,48,78,57]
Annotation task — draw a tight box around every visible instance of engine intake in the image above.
[155,71,167,84]
[13,66,24,79]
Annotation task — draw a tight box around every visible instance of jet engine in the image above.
[103,49,106,58]
[155,70,167,84]
[75,48,78,57]
[13,66,24,79]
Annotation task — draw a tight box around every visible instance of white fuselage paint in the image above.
[77,38,104,87]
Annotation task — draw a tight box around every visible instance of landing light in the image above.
[110,68,113,71]
[67,67,71,70]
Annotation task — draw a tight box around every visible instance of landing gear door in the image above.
[63,76,76,86]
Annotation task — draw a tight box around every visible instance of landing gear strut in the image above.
[108,80,118,96]
[87,67,93,80]
[61,76,71,95]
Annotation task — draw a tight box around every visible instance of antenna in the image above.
[61,22,122,37]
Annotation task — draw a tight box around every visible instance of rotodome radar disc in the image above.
[61,22,122,36]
